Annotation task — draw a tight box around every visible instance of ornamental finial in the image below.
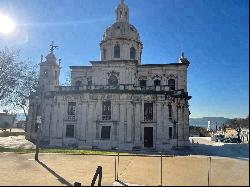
[49,41,58,54]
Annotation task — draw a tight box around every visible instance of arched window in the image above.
[75,80,82,87]
[130,47,136,60]
[108,74,118,86]
[154,79,161,87]
[168,79,175,91]
[114,44,120,58]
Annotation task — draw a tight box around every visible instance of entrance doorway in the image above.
[144,127,153,148]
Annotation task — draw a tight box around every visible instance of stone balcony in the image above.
[64,115,77,121]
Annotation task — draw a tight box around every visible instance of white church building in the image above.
[26,0,192,151]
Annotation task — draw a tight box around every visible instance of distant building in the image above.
[0,111,16,130]
[207,121,211,131]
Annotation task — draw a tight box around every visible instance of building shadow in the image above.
[36,160,72,186]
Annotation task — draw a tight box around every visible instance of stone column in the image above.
[76,102,82,140]
[57,101,64,139]
[172,102,177,139]
[183,106,190,144]
[126,102,133,142]
[156,102,162,146]
[134,102,141,145]
[119,102,126,142]
[50,101,57,138]
[164,103,169,140]
[177,105,183,144]
[82,102,88,141]
[87,102,95,141]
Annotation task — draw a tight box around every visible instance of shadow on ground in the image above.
[37,160,72,186]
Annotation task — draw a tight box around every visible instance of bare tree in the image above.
[0,48,39,125]
[0,48,22,100]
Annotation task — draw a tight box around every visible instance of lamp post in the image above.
[35,87,43,161]
[35,116,41,161]
[34,95,42,161]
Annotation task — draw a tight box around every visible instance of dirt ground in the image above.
[0,153,248,186]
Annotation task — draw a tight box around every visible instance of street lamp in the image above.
[35,95,42,161]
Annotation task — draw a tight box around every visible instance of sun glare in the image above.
[0,14,16,34]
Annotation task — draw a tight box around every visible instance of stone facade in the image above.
[26,0,192,151]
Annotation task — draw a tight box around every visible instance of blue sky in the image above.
[0,0,249,118]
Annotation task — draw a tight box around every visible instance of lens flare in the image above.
[0,14,16,34]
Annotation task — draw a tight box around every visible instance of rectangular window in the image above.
[68,102,76,116]
[168,104,172,119]
[140,80,147,90]
[144,103,153,122]
[102,101,111,120]
[101,126,111,140]
[36,104,41,116]
[169,127,173,139]
[88,80,92,86]
[66,125,75,138]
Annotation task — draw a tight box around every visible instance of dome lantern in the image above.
[116,0,129,23]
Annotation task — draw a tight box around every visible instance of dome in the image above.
[99,0,143,64]
[102,22,140,42]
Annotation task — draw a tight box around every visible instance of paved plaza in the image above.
[0,153,248,186]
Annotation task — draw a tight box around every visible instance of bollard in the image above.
[208,156,212,186]
[91,166,102,186]
[160,153,163,186]
[115,155,117,181]
[117,152,120,181]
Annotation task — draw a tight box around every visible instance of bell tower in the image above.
[39,41,60,92]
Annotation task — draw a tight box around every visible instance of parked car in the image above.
[230,138,242,143]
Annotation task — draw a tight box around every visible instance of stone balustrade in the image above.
[57,84,172,92]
